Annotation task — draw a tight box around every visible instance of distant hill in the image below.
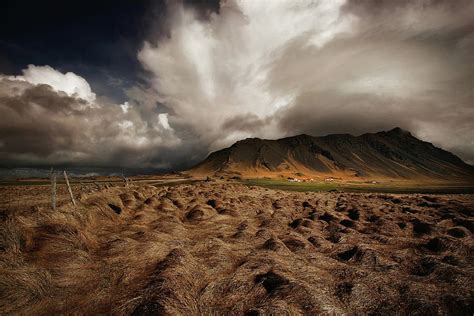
[188,128,474,181]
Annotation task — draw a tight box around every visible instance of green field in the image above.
[2,177,473,194]
[242,178,474,194]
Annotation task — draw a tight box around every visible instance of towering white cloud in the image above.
[138,0,356,151]
[9,65,97,104]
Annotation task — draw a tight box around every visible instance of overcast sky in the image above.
[1,0,473,171]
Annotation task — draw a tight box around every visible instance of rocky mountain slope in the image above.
[189,128,474,180]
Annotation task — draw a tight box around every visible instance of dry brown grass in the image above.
[0,182,473,315]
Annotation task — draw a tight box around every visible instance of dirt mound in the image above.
[0,182,473,315]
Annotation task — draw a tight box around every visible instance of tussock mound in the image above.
[0,182,473,315]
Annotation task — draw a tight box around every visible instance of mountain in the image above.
[188,128,474,181]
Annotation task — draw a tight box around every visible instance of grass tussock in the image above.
[0,182,473,314]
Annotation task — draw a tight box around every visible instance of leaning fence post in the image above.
[63,171,76,206]
[51,172,56,210]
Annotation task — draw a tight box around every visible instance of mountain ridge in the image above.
[188,128,474,181]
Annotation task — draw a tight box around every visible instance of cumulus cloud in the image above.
[0,67,181,169]
[1,0,473,169]
[8,65,97,104]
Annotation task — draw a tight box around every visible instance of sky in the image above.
[0,0,473,172]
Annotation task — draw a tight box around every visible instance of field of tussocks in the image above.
[0,181,473,315]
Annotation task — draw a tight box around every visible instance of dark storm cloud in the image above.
[342,0,474,25]
[263,0,474,163]
[0,77,184,169]
[276,92,418,137]
[222,114,272,134]
[0,84,85,156]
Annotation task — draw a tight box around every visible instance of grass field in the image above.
[1,178,473,314]
[2,176,473,194]
[242,178,474,194]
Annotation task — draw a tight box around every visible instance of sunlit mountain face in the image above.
[1,0,473,176]
[188,127,474,183]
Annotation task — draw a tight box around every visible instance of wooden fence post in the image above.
[51,172,56,210]
[63,171,76,206]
